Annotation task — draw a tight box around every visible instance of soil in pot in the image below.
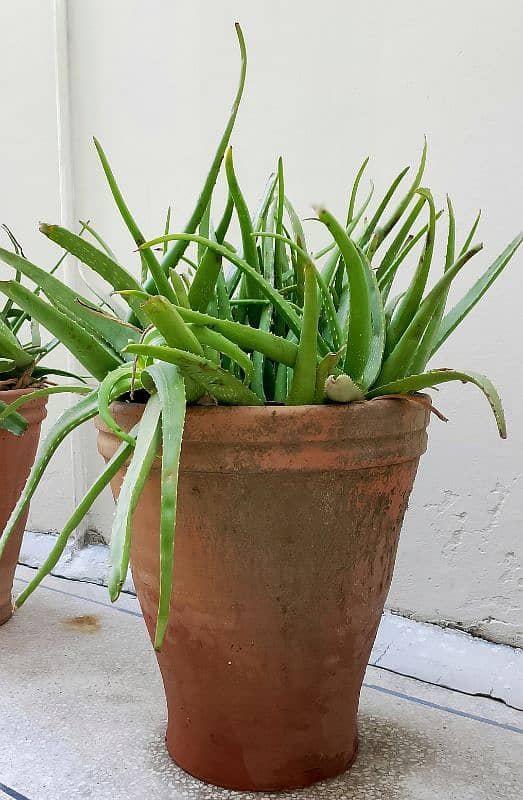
[0,389,47,624]
[96,397,430,791]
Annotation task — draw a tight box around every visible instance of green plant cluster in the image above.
[0,226,84,434]
[0,25,520,648]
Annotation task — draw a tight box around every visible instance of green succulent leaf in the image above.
[368,369,506,439]
[0,391,100,560]
[432,232,523,356]
[141,363,186,650]
[39,224,149,326]
[0,400,28,435]
[108,394,162,601]
[0,280,120,380]
[125,343,263,406]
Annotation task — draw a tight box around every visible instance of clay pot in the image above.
[96,398,430,791]
[0,388,47,624]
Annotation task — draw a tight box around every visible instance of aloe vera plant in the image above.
[0,225,92,434]
[0,24,521,650]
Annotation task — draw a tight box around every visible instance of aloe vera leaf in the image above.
[75,302,142,355]
[170,306,297,365]
[0,357,15,372]
[0,391,99,559]
[0,400,28,435]
[0,281,119,380]
[347,156,370,224]
[316,208,385,388]
[157,24,247,281]
[251,210,276,400]
[169,269,191,309]
[408,196,457,375]
[313,348,346,403]
[459,210,481,258]
[286,261,320,404]
[369,139,427,250]
[78,219,118,261]
[256,231,342,350]
[39,224,149,325]
[385,188,437,355]
[141,233,303,338]
[432,231,523,356]
[125,344,262,405]
[97,367,136,441]
[216,192,235,244]
[31,366,88,383]
[108,395,161,601]
[377,245,483,384]
[375,196,426,281]
[16,434,136,608]
[359,165,410,247]
[140,296,204,355]
[318,187,376,287]
[367,368,506,438]
[190,326,253,383]
[0,326,33,369]
[0,385,90,426]
[187,223,224,313]
[140,364,186,649]
[93,139,174,301]
[215,270,233,320]
[0,246,133,357]
[225,148,259,273]
[162,207,172,256]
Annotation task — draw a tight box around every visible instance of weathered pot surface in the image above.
[96,398,430,791]
[0,388,47,624]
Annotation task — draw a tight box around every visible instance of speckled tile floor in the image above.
[0,566,521,800]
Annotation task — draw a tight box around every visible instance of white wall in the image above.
[2,1,522,645]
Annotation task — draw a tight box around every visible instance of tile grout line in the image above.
[13,575,523,735]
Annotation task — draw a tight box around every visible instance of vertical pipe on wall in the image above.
[52,0,89,539]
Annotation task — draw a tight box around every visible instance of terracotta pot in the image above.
[96,398,430,791]
[0,388,47,624]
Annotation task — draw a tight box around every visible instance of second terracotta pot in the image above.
[0,388,47,624]
[97,398,429,791]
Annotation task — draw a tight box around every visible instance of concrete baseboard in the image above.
[19,530,523,710]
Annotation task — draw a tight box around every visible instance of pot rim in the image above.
[0,386,48,428]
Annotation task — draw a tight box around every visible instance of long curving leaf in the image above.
[157,23,247,280]
[108,394,161,601]
[0,400,28,435]
[286,261,319,404]
[432,232,523,356]
[39,224,149,325]
[125,344,262,405]
[316,207,385,388]
[93,139,175,301]
[0,246,140,356]
[0,326,33,370]
[0,281,120,380]
[377,244,483,384]
[385,188,436,354]
[192,325,253,384]
[141,363,186,650]
[367,369,506,438]
[16,434,136,608]
[0,385,90,426]
[140,233,304,339]
[0,391,100,559]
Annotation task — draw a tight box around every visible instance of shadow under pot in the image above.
[96,397,430,792]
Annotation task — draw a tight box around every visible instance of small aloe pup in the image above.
[0,23,521,789]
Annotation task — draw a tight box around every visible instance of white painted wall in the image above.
[2,1,522,646]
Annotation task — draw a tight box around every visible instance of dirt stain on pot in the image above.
[63,614,101,633]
